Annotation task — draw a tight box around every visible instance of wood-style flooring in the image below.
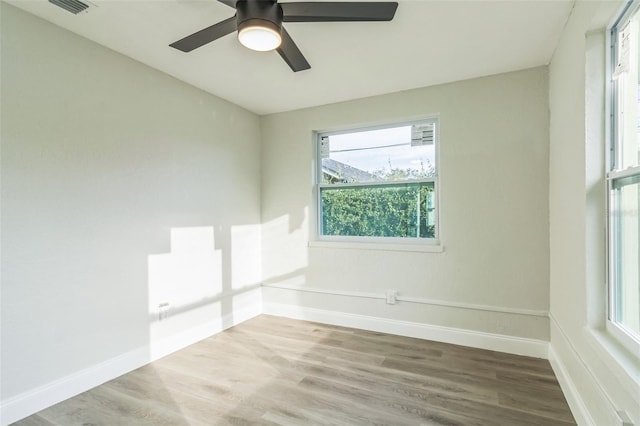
[13,315,575,425]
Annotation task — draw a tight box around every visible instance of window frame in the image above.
[313,117,441,248]
[606,0,640,356]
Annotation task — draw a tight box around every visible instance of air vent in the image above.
[48,0,89,14]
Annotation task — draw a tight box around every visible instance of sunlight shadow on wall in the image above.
[261,208,309,285]
[230,224,263,320]
[147,227,223,356]
[231,224,262,290]
[260,210,311,312]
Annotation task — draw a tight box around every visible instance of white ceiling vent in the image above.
[48,0,89,15]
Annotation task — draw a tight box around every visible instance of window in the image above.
[608,1,640,353]
[316,119,438,244]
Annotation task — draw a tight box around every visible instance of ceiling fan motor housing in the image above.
[236,0,283,36]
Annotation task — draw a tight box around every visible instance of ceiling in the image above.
[5,0,575,115]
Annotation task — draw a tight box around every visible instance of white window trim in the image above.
[605,0,640,358]
[308,239,444,253]
[608,165,640,180]
[583,326,640,400]
[312,117,441,249]
[605,319,640,356]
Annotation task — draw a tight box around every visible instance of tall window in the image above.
[608,1,640,352]
[316,119,438,243]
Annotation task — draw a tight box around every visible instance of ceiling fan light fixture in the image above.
[238,19,282,52]
[170,0,399,72]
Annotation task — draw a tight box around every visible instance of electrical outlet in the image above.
[386,290,397,305]
[158,302,170,321]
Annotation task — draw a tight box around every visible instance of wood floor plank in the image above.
[498,389,575,423]
[6,416,56,426]
[224,325,388,368]
[37,385,195,426]
[12,315,575,426]
[298,373,571,426]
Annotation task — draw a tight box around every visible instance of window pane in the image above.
[321,182,435,238]
[321,124,436,184]
[611,175,640,336]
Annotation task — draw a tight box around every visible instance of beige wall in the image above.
[1,3,262,405]
[260,67,550,342]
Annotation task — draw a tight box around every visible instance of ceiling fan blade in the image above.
[281,2,398,22]
[169,16,237,52]
[217,0,237,8]
[277,27,311,72]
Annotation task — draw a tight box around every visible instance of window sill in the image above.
[308,240,444,253]
[583,326,640,398]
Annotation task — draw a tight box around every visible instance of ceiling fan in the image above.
[169,0,399,72]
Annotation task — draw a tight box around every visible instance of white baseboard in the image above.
[0,345,150,426]
[546,313,630,426]
[0,302,262,426]
[548,345,594,426]
[263,302,549,359]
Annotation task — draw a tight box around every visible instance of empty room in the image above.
[1,0,639,425]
